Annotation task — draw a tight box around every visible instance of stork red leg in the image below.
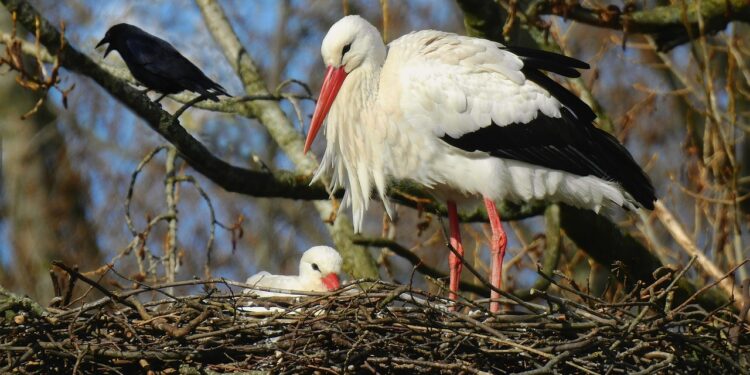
[447,200,464,304]
[483,197,507,313]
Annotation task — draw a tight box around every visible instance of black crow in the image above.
[97,23,230,102]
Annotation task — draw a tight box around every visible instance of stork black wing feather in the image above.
[440,108,656,209]
[504,46,590,71]
[523,69,596,123]
[503,46,588,77]
[502,45,595,122]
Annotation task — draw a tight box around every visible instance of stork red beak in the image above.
[304,66,347,154]
[321,273,341,291]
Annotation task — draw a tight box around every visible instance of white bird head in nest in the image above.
[298,246,343,291]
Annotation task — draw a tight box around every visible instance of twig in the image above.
[673,259,750,313]
[654,201,739,306]
[517,351,571,375]
[353,236,489,296]
[50,261,135,310]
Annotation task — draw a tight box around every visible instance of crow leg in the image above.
[171,94,209,121]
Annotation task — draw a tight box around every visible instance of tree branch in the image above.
[528,0,750,51]
[0,0,328,200]
[194,0,318,173]
[456,0,506,42]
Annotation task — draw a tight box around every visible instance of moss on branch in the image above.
[529,0,749,50]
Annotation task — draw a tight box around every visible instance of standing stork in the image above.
[304,16,656,312]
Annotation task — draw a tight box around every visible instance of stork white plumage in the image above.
[304,16,656,312]
[244,246,342,297]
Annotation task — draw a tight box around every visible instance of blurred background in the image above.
[0,0,747,306]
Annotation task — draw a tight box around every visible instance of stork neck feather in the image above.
[329,65,380,134]
[322,65,383,232]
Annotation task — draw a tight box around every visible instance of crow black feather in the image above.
[441,108,656,209]
[97,23,230,102]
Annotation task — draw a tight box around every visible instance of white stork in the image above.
[244,246,342,297]
[304,16,655,312]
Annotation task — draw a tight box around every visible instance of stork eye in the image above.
[342,43,352,56]
[311,263,320,272]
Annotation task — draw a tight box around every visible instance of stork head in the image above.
[304,15,386,153]
[321,15,386,73]
[298,246,343,291]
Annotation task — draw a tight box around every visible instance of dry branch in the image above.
[654,201,740,299]
[528,0,750,51]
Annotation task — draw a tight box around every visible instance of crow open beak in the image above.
[96,36,113,58]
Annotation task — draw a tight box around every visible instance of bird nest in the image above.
[1,268,748,374]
